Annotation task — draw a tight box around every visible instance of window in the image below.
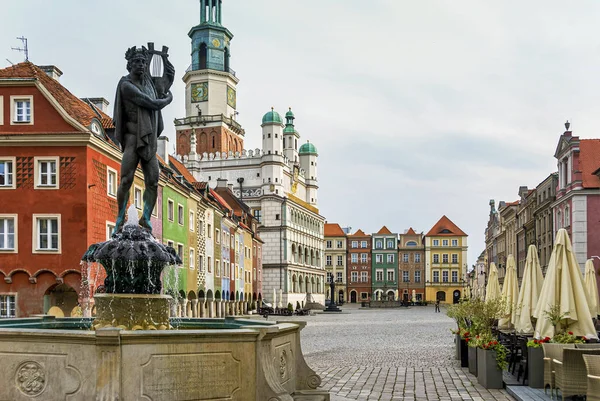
[208,257,213,273]
[361,271,368,282]
[351,271,358,282]
[361,253,367,263]
[351,254,358,263]
[415,254,421,263]
[167,240,174,248]
[215,259,220,277]
[351,241,358,248]
[189,248,195,269]
[189,211,195,231]
[433,271,439,282]
[403,271,409,282]
[565,206,570,227]
[207,223,212,238]
[107,167,117,197]
[336,240,343,248]
[199,255,203,271]
[433,254,439,264]
[253,209,262,223]
[452,271,458,283]
[452,254,458,264]
[414,270,421,283]
[387,270,394,282]
[361,241,367,248]
[376,254,383,263]
[215,228,220,244]
[336,272,342,283]
[337,255,343,266]
[167,200,174,221]
[442,254,449,263]
[416,294,422,301]
[34,215,60,252]
[387,240,394,249]
[327,272,333,283]
[442,239,448,246]
[0,216,16,251]
[326,255,332,266]
[0,295,16,318]
[177,244,184,262]
[106,222,115,240]
[442,271,449,283]
[35,157,59,188]
[0,96,3,125]
[376,270,383,281]
[275,214,280,220]
[376,241,382,249]
[177,204,184,225]
[387,254,394,263]
[11,96,33,124]
[134,187,142,209]
[0,158,15,189]
[451,239,458,247]
[433,239,439,246]
[326,240,332,249]
[403,253,409,263]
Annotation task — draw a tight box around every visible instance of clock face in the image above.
[191,82,208,103]
[227,86,236,109]
[212,38,221,48]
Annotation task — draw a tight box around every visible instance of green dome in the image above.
[262,108,283,125]
[299,141,318,155]
[285,109,295,118]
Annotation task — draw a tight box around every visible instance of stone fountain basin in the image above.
[0,316,329,401]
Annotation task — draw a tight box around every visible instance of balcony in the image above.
[185,64,236,77]
[174,114,244,135]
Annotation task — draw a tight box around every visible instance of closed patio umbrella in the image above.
[584,259,600,318]
[273,288,277,309]
[533,229,597,339]
[485,262,501,302]
[513,245,544,333]
[412,289,416,303]
[498,255,519,329]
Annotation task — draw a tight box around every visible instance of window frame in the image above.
[451,239,458,247]
[167,199,174,222]
[433,239,439,246]
[387,254,394,263]
[32,214,61,253]
[177,243,184,267]
[387,270,395,282]
[351,241,358,248]
[0,294,17,318]
[34,156,59,189]
[106,221,115,240]
[106,166,118,198]
[177,203,184,226]
[0,157,16,189]
[433,271,440,282]
[361,241,367,248]
[0,214,18,253]
[189,210,195,232]
[351,253,358,263]
[433,254,439,264]
[189,247,195,270]
[376,254,383,264]
[10,95,34,125]
[375,269,384,282]
[133,185,142,210]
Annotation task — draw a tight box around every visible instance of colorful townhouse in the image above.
[346,229,371,303]
[424,216,468,304]
[398,228,425,302]
[324,223,347,303]
[371,226,399,300]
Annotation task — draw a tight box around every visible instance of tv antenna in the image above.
[11,36,29,61]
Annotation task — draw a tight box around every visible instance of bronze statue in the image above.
[113,44,174,233]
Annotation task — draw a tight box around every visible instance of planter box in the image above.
[460,339,469,367]
[455,334,461,360]
[477,348,504,389]
[468,346,478,376]
[528,346,544,388]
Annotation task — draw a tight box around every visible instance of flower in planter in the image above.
[527,336,551,348]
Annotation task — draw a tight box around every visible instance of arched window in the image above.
[211,135,215,149]
[564,206,570,227]
[199,43,208,69]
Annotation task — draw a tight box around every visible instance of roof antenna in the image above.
[11,36,29,61]
[5,59,14,66]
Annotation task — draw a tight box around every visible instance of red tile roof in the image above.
[0,62,114,130]
[350,229,367,237]
[425,215,467,237]
[579,139,600,188]
[193,182,208,191]
[376,226,392,235]
[209,188,233,214]
[324,223,346,237]
[169,156,196,184]
[405,227,417,235]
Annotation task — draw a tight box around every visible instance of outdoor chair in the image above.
[553,348,600,399]
[583,354,600,401]
[515,337,528,384]
[542,343,576,396]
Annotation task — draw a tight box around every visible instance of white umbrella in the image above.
[533,229,597,339]
[485,263,501,302]
[412,289,416,303]
[584,259,600,318]
[278,289,283,308]
[272,288,277,309]
[513,245,544,333]
[499,255,519,329]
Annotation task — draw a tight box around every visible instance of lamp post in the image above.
[404,278,410,306]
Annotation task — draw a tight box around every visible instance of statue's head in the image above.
[125,46,149,73]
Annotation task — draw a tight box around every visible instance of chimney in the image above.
[82,97,110,114]
[227,183,234,192]
[38,65,63,81]
[157,136,169,164]
[216,178,228,188]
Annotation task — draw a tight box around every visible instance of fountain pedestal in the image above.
[93,294,172,331]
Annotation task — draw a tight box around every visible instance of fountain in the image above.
[0,44,329,400]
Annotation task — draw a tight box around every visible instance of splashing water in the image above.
[124,204,139,227]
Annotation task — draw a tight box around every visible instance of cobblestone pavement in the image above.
[279,304,515,401]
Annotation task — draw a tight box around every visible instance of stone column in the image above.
[191,299,198,318]
[215,300,221,318]
[222,301,227,317]
[207,300,213,318]
[181,300,188,317]
[81,300,92,318]
[243,302,248,315]
[199,300,205,317]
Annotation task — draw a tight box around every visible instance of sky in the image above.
[3,0,600,268]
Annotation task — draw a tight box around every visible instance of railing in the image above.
[185,63,236,76]
[173,114,244,135]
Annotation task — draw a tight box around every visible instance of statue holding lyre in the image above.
[113,43,174,234]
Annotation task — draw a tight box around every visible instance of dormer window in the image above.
[10,96,33,125]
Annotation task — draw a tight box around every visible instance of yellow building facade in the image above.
[424,216,468,304]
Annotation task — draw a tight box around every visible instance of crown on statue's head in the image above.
[125,46,149,61]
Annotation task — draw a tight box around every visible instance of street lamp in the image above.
[404,278,410,306]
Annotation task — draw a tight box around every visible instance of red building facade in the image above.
[346,229,371,303]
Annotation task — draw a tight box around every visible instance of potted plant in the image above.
[476,334,508,389]
[447,300,472,365]
[526,336,550,388]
